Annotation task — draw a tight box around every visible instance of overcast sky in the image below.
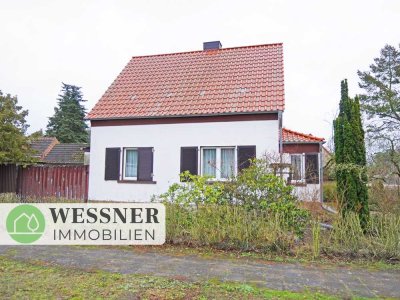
[1,0,399,144]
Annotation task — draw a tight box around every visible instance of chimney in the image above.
[203,41,222,50]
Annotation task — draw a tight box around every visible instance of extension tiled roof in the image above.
[30,137,59,159]
[87,43,284,120]
[43,143,87,164]
[282,128,324,143]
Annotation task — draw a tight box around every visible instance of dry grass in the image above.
[309,213,398,263]
[166,204,303,253]
[0,193,82,203]
[166,203,400,261]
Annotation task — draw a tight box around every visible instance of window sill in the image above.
[118,180,157,184]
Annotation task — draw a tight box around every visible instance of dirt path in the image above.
[0,245,399,298]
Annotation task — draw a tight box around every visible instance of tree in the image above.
[333,80,369,228]
[368,151,400,186]
[358,44,400,180]
[0,91,35,164]
[46,83,88,143]
[29,129,44,140]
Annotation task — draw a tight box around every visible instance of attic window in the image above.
[199,91,206,96]
[166,92,174,98]
[237,88,248,94]
[130,95,136,100]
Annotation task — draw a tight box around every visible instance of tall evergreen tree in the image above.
[334,80,369,228]
[46,83,88,143]
[0,91,35,164]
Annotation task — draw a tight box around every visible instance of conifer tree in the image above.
[334,80,369,228]
[46,83,88,143]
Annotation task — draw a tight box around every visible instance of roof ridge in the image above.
[34,137,57,140]
[283,128,324,141]
[130,42,283,59]
[53,143,88,146]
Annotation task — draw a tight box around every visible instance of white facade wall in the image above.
[89,119,279,202]
[292,184,321,201]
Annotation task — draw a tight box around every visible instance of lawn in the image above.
[0,256,353,300]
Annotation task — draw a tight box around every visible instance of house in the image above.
[87,41,325,202]
[30,137,88,165]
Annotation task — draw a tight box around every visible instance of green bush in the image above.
[225,159,297,210]
[157,159,310,244]
[159,159,299,211]
[157,171,229,206]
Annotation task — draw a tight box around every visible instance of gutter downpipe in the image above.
[278,111,283,173]
[319,142,324,203]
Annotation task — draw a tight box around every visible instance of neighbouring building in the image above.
[30,137,88,165]
[87,41,325,202]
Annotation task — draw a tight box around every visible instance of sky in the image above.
[1,0,399,146]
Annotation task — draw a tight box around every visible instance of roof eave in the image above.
[86,110,284,121]
[283,141,325,145]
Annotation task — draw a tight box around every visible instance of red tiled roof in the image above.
[87,43,284,120]
[282,128,324,143]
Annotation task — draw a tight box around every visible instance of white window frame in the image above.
[290,153,305,183]
[200,146,236,180]
[123,148,138,180]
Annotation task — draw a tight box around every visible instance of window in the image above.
[305,154,319,184]
[104,147,154,182]
[290,153,320,184]
[290,154,303,181]
[180,146,255,182]
[202,148,216,177]
[221,148,235,178]
[201,147,236,180]
[124,148,138,179]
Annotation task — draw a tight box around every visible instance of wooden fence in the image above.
[0,164,89,201]
[0,164,18,193]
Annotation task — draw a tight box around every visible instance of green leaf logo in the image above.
[6,205,45,244]
[27,214,40,232]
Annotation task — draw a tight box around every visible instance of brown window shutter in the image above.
[305,154,319,184]
[138,147,154,181]
[237,146,256,171]
[180,147,198,179]
[105,148,120,180]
